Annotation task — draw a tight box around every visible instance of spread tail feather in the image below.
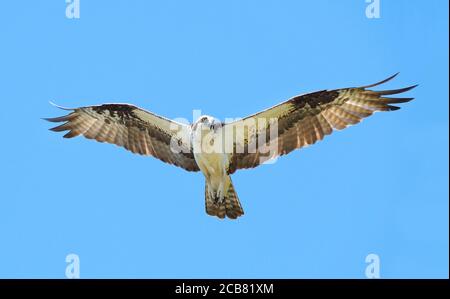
[205,178,244,219]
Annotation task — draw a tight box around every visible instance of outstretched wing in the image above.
[226,73,417,173]
[45,103,200,172]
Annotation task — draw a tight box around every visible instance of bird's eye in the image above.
[201,117,208,122]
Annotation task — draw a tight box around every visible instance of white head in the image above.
[192,115,222,132]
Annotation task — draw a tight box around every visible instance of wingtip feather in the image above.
[361,73,400,89]
[49,101,73,111]
[377,84,418,95]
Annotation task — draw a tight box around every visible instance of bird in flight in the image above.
[45,73,416,220]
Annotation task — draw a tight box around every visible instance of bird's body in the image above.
[45,74,416,220]
[191,116,243,218]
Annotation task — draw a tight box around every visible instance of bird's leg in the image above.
[216,181,224,204]
[207,184,216,202]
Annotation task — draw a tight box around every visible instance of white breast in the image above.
[192,125,229,190]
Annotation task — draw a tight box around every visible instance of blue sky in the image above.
[0,1,448,278]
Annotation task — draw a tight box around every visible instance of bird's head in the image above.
[193,115,222,132]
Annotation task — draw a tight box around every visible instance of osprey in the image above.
[45,73,416,219]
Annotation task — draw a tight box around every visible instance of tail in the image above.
[205,177,244,220]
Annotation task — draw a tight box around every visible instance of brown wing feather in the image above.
[227,74,417,173]
[45,103,200,172]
